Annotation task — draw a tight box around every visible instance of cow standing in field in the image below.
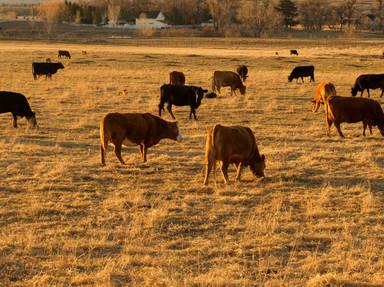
[159,84,208,120]
[236,65,248,82]
[312,82,384,137]
[100,112,182,165]
[203,124,265,185]
[351,74,384,97]
[288,65,315,83]
[290,49,299,56]
[169,71,186,86]
[58,50,71,59]
[32,62,64,80]
[0,91,37,128]
[212,71,246,96]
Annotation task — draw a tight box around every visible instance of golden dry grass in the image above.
[0,38,384,287]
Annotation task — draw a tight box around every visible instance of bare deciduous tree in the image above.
[38,0,65,33]
[238,0,281,37]
[377,0,384,30]
[299,0,331,31]
[343,0,358,30]
[206,0,239,33]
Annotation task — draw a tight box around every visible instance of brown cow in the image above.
[58,50,71,59]
[100,112,182,165]
[212,71,246,96]
[312,82,384,137]
[169,71,186,86]
[203,124,265,185]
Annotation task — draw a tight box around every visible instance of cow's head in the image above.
[351,86,358,97]
[288,75,293,82]
[250,154,266,178]
[27,112,38,128]
[194,87,208,108]
[167,121,182,142]
[57,62,64,69]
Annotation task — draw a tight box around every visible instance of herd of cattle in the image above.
[1,48,384,184]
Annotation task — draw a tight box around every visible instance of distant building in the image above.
[135,11,168,29]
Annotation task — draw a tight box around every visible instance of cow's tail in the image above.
[374,104,384,136]
[204,124,219,184]
[100,116,108,166]
[159,85,165,116]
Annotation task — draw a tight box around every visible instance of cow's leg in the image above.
[113,142,126,165]
[141,145,148,162]
[158,102,164,117]
[167,104,176,120]
[363,121,367,136]
[334,122,345,138]
[234,163,243,182]
[367,89,370,98]
[12,113,17,128]
[369,124,373,135]
[191,107,198,120]
[220,161,230,184]
[301,77,304,83]
[381,89,384,98]
[204,159,214,185]
[326,115,332,136]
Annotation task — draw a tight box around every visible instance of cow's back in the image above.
[210,125,255,162]
[214,71,242,87]
[0,91,32,115]
[102,113,150,144]
[328,96,384,124]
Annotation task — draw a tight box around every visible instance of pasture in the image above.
[0,39,384,286]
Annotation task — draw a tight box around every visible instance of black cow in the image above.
[32,62,64,80]
[351,74,384,98]
[159,84,208,120]
[236,65,248,82]
[290,49,299,56]
[288,65,315,83]
[58,50,71,59]
[0,91,37,128]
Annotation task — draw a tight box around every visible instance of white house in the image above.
[135,11,168,29]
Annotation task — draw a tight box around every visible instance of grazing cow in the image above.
[312,82,384,137]
[169,71,186,86]
[82,50,87,55]
[212,71,246,96]
[236,65,248,82]
[290,49,299,56]
[351,74,384,98]
[58,50,71,59]
[203,124,265,185]
[0,91,37,128]
[288,65,315,83]
[275,52,279,56]
[159,84,208,120]
[100,112,182,165]
[32,62,64,80]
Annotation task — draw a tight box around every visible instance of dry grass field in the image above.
[1,38,384,287]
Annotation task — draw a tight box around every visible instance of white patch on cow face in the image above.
[176,123,183,142]
[122,138,136,146]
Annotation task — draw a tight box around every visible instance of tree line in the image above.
[38,0,384,35]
